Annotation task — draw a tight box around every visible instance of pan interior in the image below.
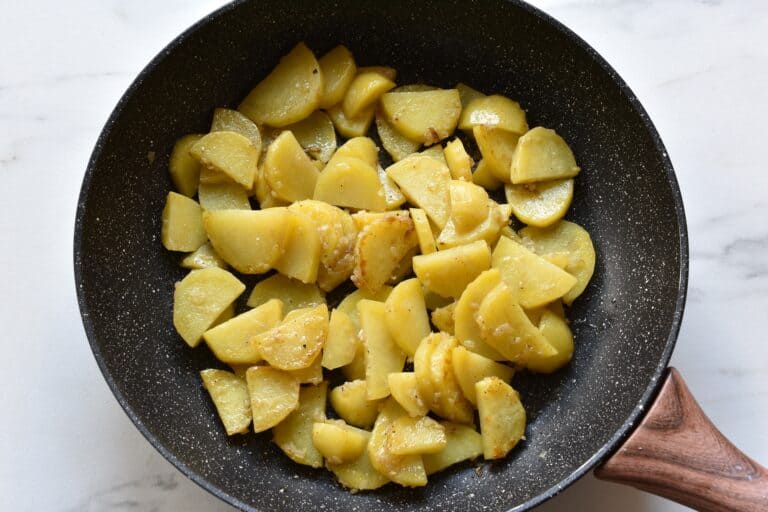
[75,1,686,511]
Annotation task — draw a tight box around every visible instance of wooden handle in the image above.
[595,368,768,511]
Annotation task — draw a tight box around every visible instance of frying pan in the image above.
[73,0,768,510]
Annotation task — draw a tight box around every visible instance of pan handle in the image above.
[595,367,768,511]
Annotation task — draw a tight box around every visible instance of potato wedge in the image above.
[387,416,447,455]
[380,89,461,145]
[511,127,580,183]
[169,134,203,197]
[458,95,528,134]
[472,159,503,191]
[203,298,282,364]
[326,429,389,491]
[504,178,573,228]
[343,70,396,118]
[443,138,473,181]
[200,369,251,436]
[210,108,262,151]
[253,304,328,371]
[181,242,228,270]
[273,212,321,283]
[455,82,485,110]
[314,156,386,211]
[473,125,519,183]
[431,302,455,335]
[451,345,514,405]
[352,211,417,293]
[526,310,574,373]
[409,208,437,255]
[386,155,451,228]
[326,103,375,138]
[281,110,336,162]
[476,377,526,459]
[263,130,320,202]
[359,300,407,400]
[317,45,357,109]
[161,192,207,252]
[368,398,427,487]
[449,180,490,233]
[246,273,324,313]
[245,366,300,433]
[238,42,322,127]
[427,335,474,424]
[376,110,420,162]
[312,420,369,465]
[423,422,483,474]
[454,269,505,360]
[387,372,429,417]
[413,240,491,299]
[436,200,508,250]
[190,131,259,189]
[383,278,431,357]
[173,267,245,347]
[273,382,328,468]
[322,309,359,370]
[330,380,381,429]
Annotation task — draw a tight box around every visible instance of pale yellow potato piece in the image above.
[368,399,427,487]
[511,127,580,183]
[383,278,431,357]
[228,363,251,379]
[476,377,526,459]
[419,144,448,165]
[352,211,417,293]
[326,103,375,138]
[326,429,389,491]
[387,372,429,417]
[322,309,358,370]
[455,82,485,109]
[423,287,453,310]
[246,273,324,312]
[459,95,528,134]
[454,269,505,360]
[351,211,392,232]
[340,350,365,386]
[173,267,244,347]
[246,366,300,433]
[393,83,437,92]
[452,345,514,405]
[443,138,473,181]
[343,70,396,118]
[263,130,319,202]
[210,108,262,151]
[333,136,378,166]
[519,220,596,305]
[318,45,357,109]
[190,131,259,189]
[413,333,441,414]
[252,163,289,209]
[387,416,447,455]
[473,125,519,183]
[337,286,393,328]
[409,208,437,255]
[388,246,418,285]
[212,304,235,327]
[423,422,483,474]
[492,236,577,308]
[381,89,461,145]
[273,382,328,468]
[181,242,228,270]
[314,157,386,211]
[386,154,451,228]
[279,110,337,162]
[203,208,295,274]
[437,200,508,250]
[287,352,324,385]
[312,421,369,464]
[505,178,573,228]
[200,369,251,436]
[273,212,321,283]
[203,298,282,364]
[359,300,407,400]
[161,192,207,252]
[253,304,328,371]
[376,165,407,210]
[330,380,381,429]
[169,134,203,197]
[431,302,456,335]
[376,110,420,162]
[427,335,474,424]
[499,225,523,244]
[449,180,490,233]
[472,159,503,191]
[198,179,251,211]
[359,66,397,81]
[413,240,491,299]
[239,42,322,127]
[526,310,574,373]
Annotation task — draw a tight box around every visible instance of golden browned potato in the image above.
[238,42,323,127]
[472,159,503,191]
[458,95,528,134]
[526,310,574,373]
[412,240,492,299]
[455,82,485,110]
[161,192,207,252]
[181,242,228,270]
[431,302,455,335]
[190,131,260,189]
[504,178,574,228]
[317,45,357,109]
[273,212,322,283]
[448,180,490,233]
[326,103,375,138]
[343,69,396,118]
[473,125,519,183]
[443,138,473,181]
[387,372,429,417]
[511,127,580,184]
[380,89,462,145]
[263,130,320,202]
[321,309,358,370]
[253,303,328,371]
[246,273,324,312]
[314,156,386,212]
[330,380,381,429]
[476,377,526,459]
[282,110,337,162]
[376,110,420,162]
[451,345,514,405]
[273,382,328,468]
[453,269,505,360]
[426,334,474,424]
[169,134,203,197]
[200,369,251,436]
[368,398,427,487]
[203,298,282,364]
[386,155,451,228]
[387,416,447,455]
[383,278,431,357]
[312,420,369,464]
[245,366,300,433]
[352,211,417,293]
[358,300,407,399]
[326,429,389,491]
[210,108,262,151]
[423,422,483,474]
[173,267,245,347]
[409,208,437,255]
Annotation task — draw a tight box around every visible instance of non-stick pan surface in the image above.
[74,1,688,510]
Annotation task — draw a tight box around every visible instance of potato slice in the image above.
[413,240,491,299]
[427,335,474,424]
[376,110,420,162]
[318,45,357,109]
[420,144,448,165]
[246,366,300,433]
[459,95,528,134]
[333,136,378,166]
[314,157,386,211]
[409,208,437,255]
[387,416,447,455]
[343,70,396,118]
[492,236,577,308]
[341,342,367,381]
[337,286,393,327]
[161,192,207,252]
[386,155,451,228]
[431,302,455,335]
[326,429,389,491]
[200,369,251,436]
[473,125,519,183]
[358,65,397,81]
[449,180,490,233]
[413,333,442,414]
[511,127,580,183]
[203,208,295,274]
[287,353,323,384]
[380,89,461,145]
[526,310,574,373]
[423,422,483,474]
[322,309,358,370]
[252,163,288,209]
[190,131,259,189]
[238,42,322,127]
[352,211,417,293]
[387,372,429,417]
[181,242,228,270]
[280,110,336,162]
[505,178,573,228]
[198,178,251,211]
[519,220,596,305]
[330,380,381,429]
[455,82,485,109]
[273,382,328,468]
[472,159,503,191]
[437,200,508,250]
[377,165,407,210]
[169,134,203,197]
[312,420,369,465]
[359,300,407,400]
[443,138,473,181]
[452,346,514,405]
[263,130,319,202]
[246,273,324,313]
[326,103,375,138]
[210,108,262,151]
[454,269,505,360]
[383,278,431,358]
[273,212,321,283]
[368,399,427,487]
[476,377,526,459]
[203,298,282,364]
[393,83,437,93]
[253,304,328,371]
[173,267,245,347]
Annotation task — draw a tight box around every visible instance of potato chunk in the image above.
[245,366,300,433]
[253,304,328,371]
[443,138,473,181]
[368,399,427,487]
[352,211,417,293]
[203,298,282,364]
[312,421,369,464]
[409,208,437,255]
[376,110,420,162]
[423,422,483,474]
[449,180,490,233]
[246,274,324,313]
[200,369,251,436]
[238,42,322,127]
[472,158,503,191]
[210,108,262,151]
[190,131,259,189]
[526,310,574,373]
[505,178,573,228]
[317,45,357,109]
[426,334,474,423]
[173,267,245,347]
[169,134,203,197]
[326,429,389,491]
[436,200,508,250]
[326,103,375,138]
[454,269,505,360]
[384,278,431,357]
[386,155,451,228]
[413,240,491,299]
[458,95,528,134]
[181,242,227,270]
[161,192,207,252]
[322,309,358,370]
[263,130,320,202]
[451,345,514,405]
[314,156,386,211]
[273,382,328,468]
[330,380,381,429]
[431,302,455,335]
[387,416,447,455]
[281,110,336,162]
[287,352,324,385]
[198,178,251,211]
[343,69,396,118]
[511,126,580,184]
[273,212,321,283]
[380,89,461,145]
[387,372,429,417]
[476,377,526,459]
[473,125,519,183]
[359,300,407,400]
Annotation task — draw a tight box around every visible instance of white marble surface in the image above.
[1,0,766,510]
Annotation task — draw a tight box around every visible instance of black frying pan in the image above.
[73,1,768,510]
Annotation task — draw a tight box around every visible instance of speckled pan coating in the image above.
[74,1,688,511]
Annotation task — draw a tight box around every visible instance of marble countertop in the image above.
[1,1,766,510]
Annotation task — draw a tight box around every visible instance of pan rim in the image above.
[73,0,689,511]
